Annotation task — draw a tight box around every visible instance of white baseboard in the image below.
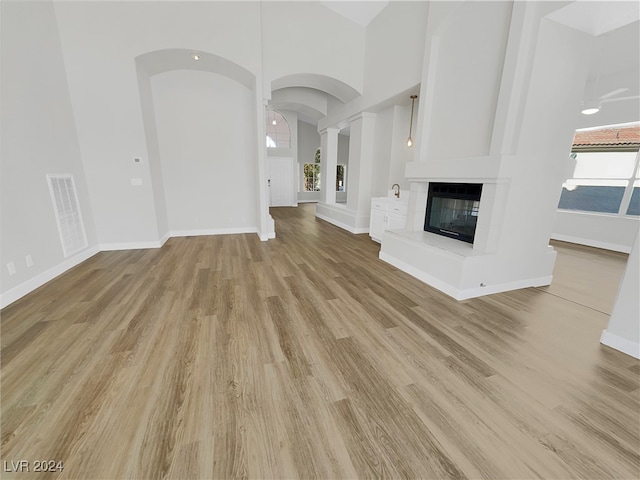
[159,232,170,247]
[0,246,100,309]
[600,329,640,359]
[259,232,276,241]
[379,251,553,301]
[169,227,258,238]
[315,212,369,234]
[99,240,165,251]
[551,234,631,254]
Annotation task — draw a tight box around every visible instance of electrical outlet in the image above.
[7,262,16,276]
[131,178,143,186]
[26,254,34,267]
[133,157,143,164]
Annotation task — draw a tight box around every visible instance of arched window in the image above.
[266,110,291,148]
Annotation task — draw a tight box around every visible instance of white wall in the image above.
[552,211,639,253]
[371,105,415,198]
[338,134,350,166]
[319,1,428,131]
[426,1,513,160]
[136,64,169,240]
[262,2,366,95]
[371,107,395,197]
[363,2,428,103]
[602,232,640,358]
[151,70,257,234]
[53,1,262,246]
[388,105,415,194]
[1,0,98,305]
[488,17,593,282]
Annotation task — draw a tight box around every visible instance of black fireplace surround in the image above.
[424,183,482,244]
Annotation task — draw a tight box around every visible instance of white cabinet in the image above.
[369,197,408,243]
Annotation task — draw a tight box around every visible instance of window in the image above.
[303,148,321,192]
[266,110,290,148]
[336,165,346,191]
[627,181,640,215]
[559,150,640,216]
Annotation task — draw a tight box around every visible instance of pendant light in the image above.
[407,95,418,147]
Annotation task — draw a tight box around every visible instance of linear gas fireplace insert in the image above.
[424,182,482,244]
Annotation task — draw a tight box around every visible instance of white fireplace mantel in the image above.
[378,175,554,300]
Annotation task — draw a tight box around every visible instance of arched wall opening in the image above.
[268,74,360,208]
[136,49,265,239]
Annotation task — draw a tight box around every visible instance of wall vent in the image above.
[47,174,88,257]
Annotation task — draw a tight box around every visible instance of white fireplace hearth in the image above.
[378,169,557,300]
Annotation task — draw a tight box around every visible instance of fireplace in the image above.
[424,183,482,244]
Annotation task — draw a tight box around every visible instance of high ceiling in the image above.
[320,1,389,27]
[545,0,639,36]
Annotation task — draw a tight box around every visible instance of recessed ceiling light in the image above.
[272,119,277,125]
[191,53,200,61]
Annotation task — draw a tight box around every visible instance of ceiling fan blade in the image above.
[600,95,640,104]
[599,87,629,100]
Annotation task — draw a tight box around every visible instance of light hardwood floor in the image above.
[2,203,638,479]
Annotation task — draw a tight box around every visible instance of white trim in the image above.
[99,240,165,251]
[600,329,640,359]
[315,212,369,234]
[457,276,553,300]
[169,227,258,237]
[551,233,631,254]
[379,251,552,301]
[0,246,100,309]
[379,251,462,298]
[100,228,259,250]
[159,232,170,247]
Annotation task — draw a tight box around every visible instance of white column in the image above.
[319,127,339,205]
[255,96,275,240]
[255,2,274,240]
[601,232,640,359]
[346,112,376,214]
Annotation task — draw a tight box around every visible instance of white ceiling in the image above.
[546,0,640,36]
[321,1,389,27]
[292,2,639,130]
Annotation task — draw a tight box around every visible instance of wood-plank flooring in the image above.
[2,203,639,479]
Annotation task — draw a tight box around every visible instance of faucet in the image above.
[392,184,400,198]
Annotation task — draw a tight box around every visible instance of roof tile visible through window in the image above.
[573,126,640,152]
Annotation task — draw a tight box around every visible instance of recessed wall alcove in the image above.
[135,48,273,241]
